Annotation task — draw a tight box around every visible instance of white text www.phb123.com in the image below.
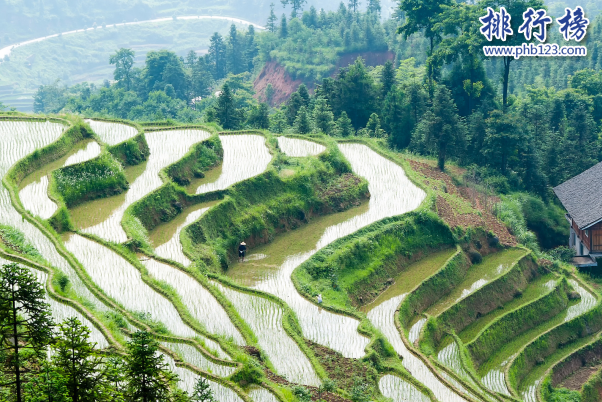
[483,43,587,59]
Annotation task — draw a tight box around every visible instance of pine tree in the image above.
[0,263,53,402]
[215,83,241,130]
[281,0,307,18]
[125,331,177,402]
[244,25,258,71]
[208,33,227,79]
[483,110,522,174]
[382,88,411,148]
[286,92,304,125]
[293,106,312,134]
[414,86,463,170]
[348,0,360,12]
[381,60,395,98]
[336,111,354,137]
[280,14,288,38]
[53,317,109,402]
[247,103,270,129]
[312,97,335,134]
[270,110,289,133]
[368,0,381,15]
[22,361,70,402]
[267,3,278,33]
[191,377,215,402]
[227,24,244,75]
[365,113,386,138]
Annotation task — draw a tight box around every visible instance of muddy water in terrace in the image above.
[160,341,236,376]
[227,143,424,359]
[81,129,211,243]
[0,121,108,312]
[70,160,147,230]
[19,139,101,219]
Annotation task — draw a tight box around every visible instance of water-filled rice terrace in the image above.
[1,115,600,402]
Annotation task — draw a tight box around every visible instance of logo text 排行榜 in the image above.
[480,6,589,57]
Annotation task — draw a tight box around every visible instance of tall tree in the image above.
[280,14,288,38]
[381,60,395,98]
[336,111,355,137]
[483,110,522,173]
[281,0,307,18]
[144,50,187,99]
[246,103,270,129]
[214,83,241,130]
[348,0,360,12]
[110,48,135,90]
[368,0,381,15]
[244,25,258,72]
[0,263,53,402]
[483,0,545,110]
[337,58,377,128]
[226,24,244,75]
[414,86,464,170]
[208,32,227,80]
[312,97,335,134]
[52,317,108,402]
[383,88,411,149]
[191,377,215,402]
[125,331,176,402]
[293,106,312,133]
[267,3,278,33]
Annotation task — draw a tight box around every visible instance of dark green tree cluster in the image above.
[33,23,259,122]
[0,263,214,402]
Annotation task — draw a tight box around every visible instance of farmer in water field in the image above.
[238,241,247,262]
[317,294,323,304]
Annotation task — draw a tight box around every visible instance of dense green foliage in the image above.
[51,152,129,207]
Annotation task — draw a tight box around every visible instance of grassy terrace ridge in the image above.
[2,117,258,402]
[180,132,368,271]
[418,249,542,356]
[85,117,150,167]
[507,276,602,396]
[541,332,602,400]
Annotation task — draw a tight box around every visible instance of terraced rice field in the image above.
[4,120,601,402]
[84,120,138,145]
[277,136,326,157]
[194,135,272,194]
[83,128,211,242]
[0,121,109,312]
[19,139,101,219]
[143,258,245,345]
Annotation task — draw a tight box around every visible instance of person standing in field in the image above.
[238,241,247,262]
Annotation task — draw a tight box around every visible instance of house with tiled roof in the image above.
[554,162,602,267]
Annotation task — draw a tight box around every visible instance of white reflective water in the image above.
[161,352,244,402]
[0,120,108,311]
[409,318,426,344]
[367,295,468,402]
[249,387,280,402]
[154,208,210,266]
[379,374,431,402]
[19,175,56,219]
[250,144,425,358]
[213,281,321,386]
[64,141,101,166]
[143,258,245,345]
[277,137,326,157]
[83,129,210,242]
[85,120,138,146]
[64,234,197,338]
[19,141,102,219]
[194,135,272,194]
[161,342,236,376]
[30,267,109,349]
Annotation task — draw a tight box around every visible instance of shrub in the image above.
[549,246,576,263]
[468,249,483,264]
[52,152,129,207]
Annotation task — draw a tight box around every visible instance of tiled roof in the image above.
[554,161,602,229]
